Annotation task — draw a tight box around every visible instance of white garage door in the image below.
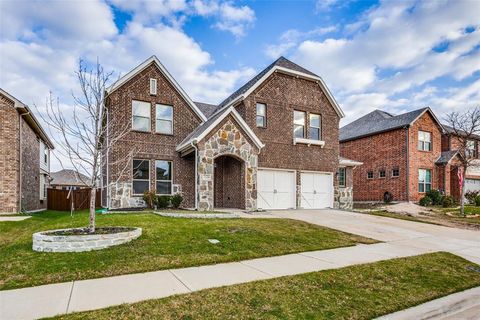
[465,179,480,193]
[257,169,296,210]
[300,172,333,209]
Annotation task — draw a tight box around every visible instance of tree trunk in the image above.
[89,187,96,233]
[460,166,466,216]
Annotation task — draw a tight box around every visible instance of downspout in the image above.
[190,139,199,210]
[106,110,110,209]
[405,126,410,202]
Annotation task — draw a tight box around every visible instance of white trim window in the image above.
[418,169,432,193]
[132,100,151,132]
[338,167,346,187]
[150,78,157,95]
[256,103,266,127]
[392,168,400,177]
[379,169,386,178]
[155,160,172,195]
[156,104,173,135]
[293,110,305,138]
[418,131,432,151]
[132,159,150,195]
[367,171,374,179]
[309,113,321,140]
[466,140,476,158]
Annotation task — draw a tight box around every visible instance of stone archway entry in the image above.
[214,155,245,209]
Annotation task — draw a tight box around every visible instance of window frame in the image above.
[392,168,400,178]
[466,139,477,158]
[418,130,432,151]
[256,103,267,128]
[44,147,48,165]
[155,160,173,195]
[150,78,157,95]
[293,110,306,139]
[379,169,386,178]
[155,104,173,135]
[418,168,432,193]
[309,113,321,140]
[131,100,151,132]
[132,159,150,196]
[367,171,374,179]
[338,167,346,187]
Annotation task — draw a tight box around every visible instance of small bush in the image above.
[156,195,171,209]
[442,195,455,208]
[465,191,480,205]
[142,190,157,209]
[171,194,183,209]
[383,191,394,204]
[475,195,480,207]
[426,189,442,206]
[419,196,432,207]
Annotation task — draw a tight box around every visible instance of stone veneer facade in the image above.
[197,119,259,211]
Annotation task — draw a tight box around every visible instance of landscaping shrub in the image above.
[475,195,480,207]
[383,191,393,204]
[171,194,183,209]
[156,195,171,209]
[426,189,442,206]
[142,190,157,209]
[442,195,455,208]
[419,196,432,207]
[465,191,480,205]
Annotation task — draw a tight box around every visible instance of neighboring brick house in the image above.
[102,55,361,211]
[0,89,54,214]
[340,107,479,203]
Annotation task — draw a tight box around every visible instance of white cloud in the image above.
[213,2,255,38]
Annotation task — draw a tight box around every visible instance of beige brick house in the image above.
[102,56,361,211]
[0,89,54,214]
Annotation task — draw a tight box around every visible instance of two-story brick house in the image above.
[0,89,54,214]
[102,56,360,211]
[340,107,480,203]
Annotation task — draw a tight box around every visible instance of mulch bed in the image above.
[45,227,136,236]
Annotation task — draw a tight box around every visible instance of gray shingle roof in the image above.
[215,56,318,111]
[50,169,90,186]
[442,124,480,140]
[194,101,217,118]
[436,150,459,164]
[340,107,431,142]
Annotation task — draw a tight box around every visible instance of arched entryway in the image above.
[214,155,245,209]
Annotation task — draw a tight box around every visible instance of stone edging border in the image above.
[155,212,241,219]
[32,227,142,253]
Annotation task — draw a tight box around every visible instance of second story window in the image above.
[367,171,374,179]
[418,130,432,151]
[44,148,48,164]
[256,103,266,127]
[309,113,321,140]
[379,169,386,178]
[132,100,151,132]
[156,104,173,135]
[150,78,157,95]
[293,110,305,138]
[392,168,400,177]
[466,140,476,158]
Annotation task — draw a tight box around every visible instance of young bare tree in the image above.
[445,107,480,216]
[39,60,133,233]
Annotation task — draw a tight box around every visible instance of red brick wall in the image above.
[105,63,203,208]
[239,72,340,174]
[408,111,443,201]
[0,94,20,213]
[340,128,408,201]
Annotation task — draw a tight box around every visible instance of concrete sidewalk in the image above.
[0,242,432,320]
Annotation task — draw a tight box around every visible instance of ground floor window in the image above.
[338,167,346,187]
[418,169,432,193]
[133,159,150,195]
[39,174,47,200]
[156,160,172,195]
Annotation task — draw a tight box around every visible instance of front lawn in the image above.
[0,210,375,290]
[52,252,480,320]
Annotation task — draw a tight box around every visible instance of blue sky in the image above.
[1,0,479,170]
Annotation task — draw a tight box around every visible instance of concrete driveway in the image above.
[272,209,480,264]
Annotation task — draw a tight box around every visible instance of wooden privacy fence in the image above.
[47,188,101,211]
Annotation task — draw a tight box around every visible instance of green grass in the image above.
[51,252,480,320]
[0,210,375,290]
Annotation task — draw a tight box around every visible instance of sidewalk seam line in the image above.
[65,280,75,314]
[238,262,275,276]
[169,270,193,292]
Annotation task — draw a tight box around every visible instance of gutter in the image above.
[190,139,199,210]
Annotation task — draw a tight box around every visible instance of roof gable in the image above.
[340,107,443,142]
[211,56,345,119]
[106,56,207,122]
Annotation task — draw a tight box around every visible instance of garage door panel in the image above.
[300,172,333,209]
[258,169,295,210]
[258,171,274,192]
